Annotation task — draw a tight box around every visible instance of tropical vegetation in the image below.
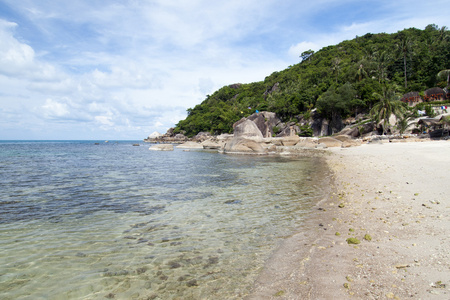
[174,25,450,137]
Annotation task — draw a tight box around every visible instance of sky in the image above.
[0,0,448,140]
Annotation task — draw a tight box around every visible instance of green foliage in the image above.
[424,105,436,117]
[298,125,313,137]
[370,86,407,133]
[174,25,450,136]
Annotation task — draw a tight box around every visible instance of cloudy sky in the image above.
[0,0,448,140]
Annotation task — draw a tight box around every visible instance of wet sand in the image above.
[247,140,450,299]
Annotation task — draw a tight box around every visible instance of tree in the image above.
[437,69,450,87]
[373,50,390,83]
[396,111,416,134]
[396,36,414,89]
[331,57,342,83]
[300,49,315,62]
[370,86,406,134]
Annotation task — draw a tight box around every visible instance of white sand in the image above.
[247,140,450,299]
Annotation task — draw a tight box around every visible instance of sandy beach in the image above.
[247,140,450,299]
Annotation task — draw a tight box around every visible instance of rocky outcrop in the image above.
[145,111,367,154]
[248,112,281,137]
[338,121,374,137]
[223,119,267,154]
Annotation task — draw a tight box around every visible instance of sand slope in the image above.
[247,141,450,299]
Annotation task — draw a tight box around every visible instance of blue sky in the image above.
[0,0,448,140]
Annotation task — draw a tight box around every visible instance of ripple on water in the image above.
[0,142,331,299]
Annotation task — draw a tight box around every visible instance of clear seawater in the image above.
[0,140,330,299]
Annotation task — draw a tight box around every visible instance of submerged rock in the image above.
[149,144,174,151]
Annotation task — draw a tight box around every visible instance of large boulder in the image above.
[223,138,267,154]
[247,112,281,137]
[147,131,162,139]
[233,119,264,140]
[149,144,174,151]
[338,121,374,137]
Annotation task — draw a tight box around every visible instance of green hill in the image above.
[174,25,449,137]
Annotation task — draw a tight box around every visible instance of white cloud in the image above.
[42,98,69,118]
[0,0,449,139]
[288,41,322,60]
[94,115,114,127]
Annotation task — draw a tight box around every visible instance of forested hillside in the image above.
[174,25,449,137]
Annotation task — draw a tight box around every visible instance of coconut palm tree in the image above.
[396,37,414,89]
[396,112,417,134]
[370,86,406,134]
[373,50,390,83]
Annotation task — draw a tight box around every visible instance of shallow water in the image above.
[0,141,330,299]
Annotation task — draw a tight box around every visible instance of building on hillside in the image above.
[401,91,422,106]
[424,87,447,102]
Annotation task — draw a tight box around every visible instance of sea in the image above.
[0,140,331,299]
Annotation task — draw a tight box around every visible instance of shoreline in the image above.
[246,140,450,299]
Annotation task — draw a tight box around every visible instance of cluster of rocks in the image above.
[145,111,434,153]
[146,111,371,154]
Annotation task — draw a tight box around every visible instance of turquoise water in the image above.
[0,141,330,299]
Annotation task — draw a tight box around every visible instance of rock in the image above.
[334,135,352,142]
[342,140,361,148]
[276,123,301,137]
[176,141,203,149]
[248,114,271,137]
[149,144,174,151]
[233,119,264,140]
[248,111,281,137]
[202,140,221,149]
[338,122,374,137]
[147,131,162,139]
[318,137,342,148]
[223,137,267,154]
[295,138,318,149]
[217,133,234,140]
[174,133,187,141]
[193,132,212,142]
[280,135,300,146]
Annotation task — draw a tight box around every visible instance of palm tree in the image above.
[437,69,450,87]
[331,57,341,83]
[370,86,406,134]
[396,37,414,89]
[355,63,368,82]
[396,112,416,134]
[373,50,390,83]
